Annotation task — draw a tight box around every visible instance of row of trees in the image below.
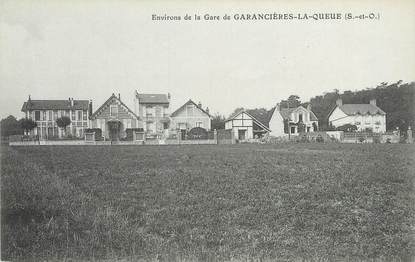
[1,116,72,137]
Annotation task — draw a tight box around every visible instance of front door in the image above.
[109,128,119,141]
[181,129,186,140]
[238,130,246,140]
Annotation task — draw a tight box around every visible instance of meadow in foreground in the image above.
[1,143,414,261]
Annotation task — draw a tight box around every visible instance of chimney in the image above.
[167,93,171,100]
[336,99,343,106]
[70,97,74,107]
[370,99,376,106]
[198,101,202,108]
[205,107,209,114]
[276,103,281,111]
[89,100,93,118]
[28,95,31,102]
[118,93,121,100]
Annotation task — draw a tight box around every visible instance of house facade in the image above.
[90,94,142,140]
[170,100,212,135]
[269,104,319,137]
[21,96,91,138]
[328,99,386,133]
[225,109,271,140]
[133,90,170,137]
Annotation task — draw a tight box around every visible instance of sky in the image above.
[1,0,414,119]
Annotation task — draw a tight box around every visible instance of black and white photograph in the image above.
[0,0,414,261]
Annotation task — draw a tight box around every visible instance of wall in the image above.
[269,110,285,137]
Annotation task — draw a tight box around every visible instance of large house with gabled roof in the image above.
[133,90,170,136]
[90,93,142,140]
[21,96,91,138]
[328,99,386,133]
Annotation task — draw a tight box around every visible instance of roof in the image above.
[21,99,89,111]
[171,99,211,117]
[246,108,275,128]
[136,93,169,104]
[337,104,386,115]
[226,109,271,132]
[91,94,139,119]
[277,106,319,121]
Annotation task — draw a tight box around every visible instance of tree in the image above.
[56,116,71,136]
[1,115,23,137]
[281,95,301,109]
[211,113,226,130]
[19,118,37,135]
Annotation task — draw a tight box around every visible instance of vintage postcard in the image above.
[1,0,414,261]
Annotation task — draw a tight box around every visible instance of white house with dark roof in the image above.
[170,100,212,134]
[268,104,319,137]
[133,90,170,136]
[328,99,386,133]
[21,96,91,138]
[90,93,142,140]
[225,109,271,140]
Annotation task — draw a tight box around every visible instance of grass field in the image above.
[1,144,414,261]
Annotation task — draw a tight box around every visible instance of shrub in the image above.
[85,128,103,141]
[316,135,324,143]
[19,118,37,134]
[187,127,208,140]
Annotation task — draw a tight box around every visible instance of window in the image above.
[187,105,193,116]
[77,110,83,120]
[146,122,154,132]
[42,111,46,121]
[196,122,203,128]
[355,122,361,125]
[290,126,296,134]
[375,121,381,125]
[155,106,161,117]
[65,110,70,117]
[146,106,153,117]
[101,119,106,132]
[53,110,58,120]
[110,105,118,116]
[71,110,76,120]
[298,113,303,122]
[35,111,40,121]
[163,122,169,129]
[48,111,53,121]
[83,111,87,120]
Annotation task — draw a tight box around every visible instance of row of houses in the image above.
[21,92,213,141]
[20,91,387,141]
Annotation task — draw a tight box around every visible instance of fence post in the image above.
[214,129,218,144]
